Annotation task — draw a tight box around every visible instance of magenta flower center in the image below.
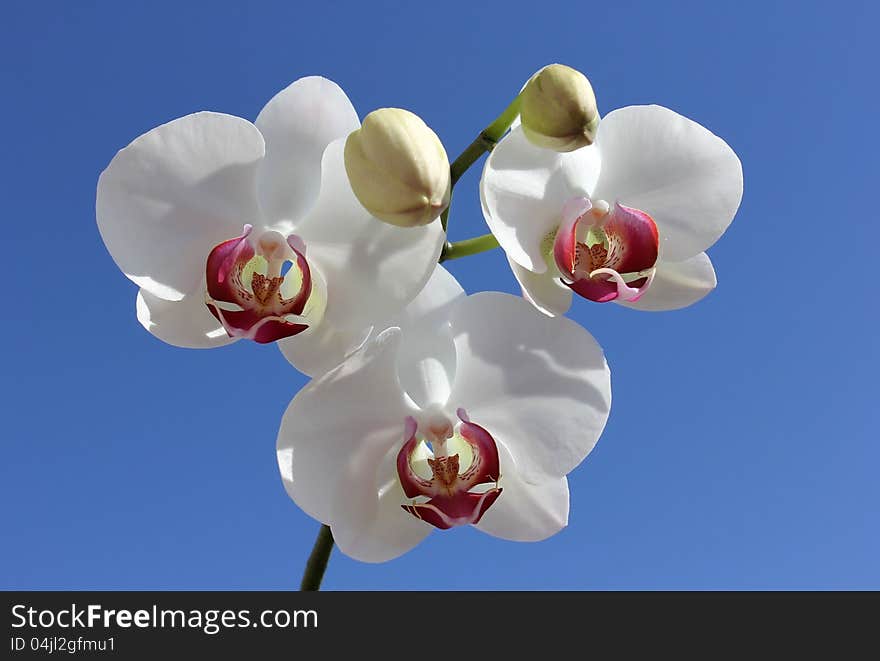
[553,197,659,303]
[204,225,315,344]
[396,409,502,530]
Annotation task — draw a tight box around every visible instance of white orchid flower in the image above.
[97,77,444,360]
[481,105,743,315]
[276,266,611,562]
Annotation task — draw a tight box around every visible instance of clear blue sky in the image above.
[2,0,877,589]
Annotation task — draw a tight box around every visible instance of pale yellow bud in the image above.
[344,108,451,227]
[520,64,599,152]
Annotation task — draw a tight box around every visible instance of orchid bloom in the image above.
[481,105,743,315]
[276,266,611,562]
[97,77,444,359]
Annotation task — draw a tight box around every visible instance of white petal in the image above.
[592,105,743,261]
[330,415,433,562]
[617,252,717,312]
[97,112,265,300]
[278,265,464,380]
[136,288,234,349]
[480,126,600,273]
[331,476,431,563]
[276,328,411,526]
[276,322,372,378]
[447,292,611,484]
[390,265,465,409]
[383,264,465,333]
[475,442,569,542]
[396,326,456,409]
[508,257,572,317]
[298,139,445,331]
[255,77,360,227]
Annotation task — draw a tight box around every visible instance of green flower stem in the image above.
[440,202,452,233]
[439,233,500,263]
[299,524,334,591]
[441,94,521,232]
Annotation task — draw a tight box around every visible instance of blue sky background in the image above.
[2,0,877,590]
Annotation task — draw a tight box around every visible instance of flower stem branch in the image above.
[458,93,523,181]
[439,233,500,263]
[299,524,334,591]
[441,94,521,232]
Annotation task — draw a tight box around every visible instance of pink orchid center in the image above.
[204,225,316,344]
[396,408,502,530]
[552,196,659,303]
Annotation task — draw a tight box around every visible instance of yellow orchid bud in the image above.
[520,64,599,152]
[344,108,451,227]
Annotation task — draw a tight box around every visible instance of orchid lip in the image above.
[396,408,502,530]
[204,225,318,344]
[552,196,660,304]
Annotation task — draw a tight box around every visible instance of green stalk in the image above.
[441,94,521,232]
[439,233,500,263]
[299,524,334,591]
